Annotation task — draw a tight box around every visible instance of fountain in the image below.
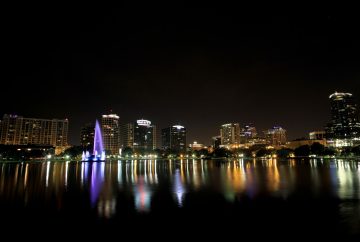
[82,120,106,161]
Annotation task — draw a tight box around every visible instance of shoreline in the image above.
[1,156,360,163]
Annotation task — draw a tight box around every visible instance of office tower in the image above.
[240,124,257,143]
[121,119,156,152]
[325,92,360,147]
[80,122,95,152]
[161,125,186,153]
[220,123,240,147]
[101,114,120,155]
[264,126,287,146]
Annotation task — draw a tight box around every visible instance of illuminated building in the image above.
[264,126,287,146]
[309,131,326,140]
[220,123,240,148]
[121,123,133,148]
[246,137,267,146]
[80,122,95,152]
[325,92,360,147]
[161,125,186,153]
[240,124,257,144]
[101,114,120,155]
[189,141,205,151]
[121,119,156,152]
[0,114,69,154]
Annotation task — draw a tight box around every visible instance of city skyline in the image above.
[3,7,360,145]
[2,6,360,237]
[1,90,359,146]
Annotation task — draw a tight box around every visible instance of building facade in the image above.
[188,141,205,151]
[264,126,287,146]
[121,119,156,152]
[80,122,95,152]
[161,125,186,153]
[101,114,120,155]
[220,123,240,148]
[240,124,257,144]
[325,92,360,147]
[0,114,69,154]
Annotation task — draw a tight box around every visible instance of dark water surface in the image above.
[0,159,359,238]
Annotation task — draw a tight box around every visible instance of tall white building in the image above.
[220,123,240,148]
[101,114,120,155]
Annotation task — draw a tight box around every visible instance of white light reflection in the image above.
[24,163,29,188]
[65,161,69,188]
[173,169,185,207]
[46,161,50,187]
[117,160,122,186]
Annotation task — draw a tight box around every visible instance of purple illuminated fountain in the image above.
[82,120,106,161]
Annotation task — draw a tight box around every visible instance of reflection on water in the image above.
[0,158,360,230]
[173,168,185,207]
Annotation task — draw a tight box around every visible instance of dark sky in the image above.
[2,6,360,145]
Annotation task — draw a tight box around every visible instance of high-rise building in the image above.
[153,124,158,150]
[161,125,186,153]
[264,126,287,146]
[121,123,133,148]
[121,119,156,152]
[309,131,326,140]
[80,122,95,152]
[212,136,221,149]
[325,92,360,147]
[101,114,120,155]
[240,124,257,144]
[0,114,69,154]
[220,123,240,148]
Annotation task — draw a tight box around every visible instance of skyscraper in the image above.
[161,125,186,153]
[325,92,360,147]
[220,123,240,148]
[240,124,257,144]
[121,123,134,149]
[121,119,156,152]
[0,114,69,154]
[264,126,287,146]
[80,122,95,152]
[101,114,120,155]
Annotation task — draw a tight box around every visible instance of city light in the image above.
[136,119,151,126]
[1,10,360,235]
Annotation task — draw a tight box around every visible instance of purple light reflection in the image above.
[90,162,105,207]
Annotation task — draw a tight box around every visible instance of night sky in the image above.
[3,6,360,145]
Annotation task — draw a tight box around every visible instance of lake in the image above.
[0,158,359,238]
